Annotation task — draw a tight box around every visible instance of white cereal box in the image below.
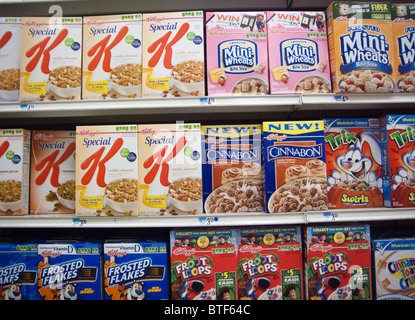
[82,14,143,100]
[20,17,82,102]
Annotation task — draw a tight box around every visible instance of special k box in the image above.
[324,118,383,209]
[326,2,396,93]
[20,17,82,102]
[30,130,76,214]
[142,11,205,98]
[0,129,30,216]
[0,17,21,102]
[266,11,331,94]
[206,12,269,96]
[75,125,138,216]
[138,123,202,215]
[82,14,143,100]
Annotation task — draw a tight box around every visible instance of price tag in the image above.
[199,97,215,105]
[333,95,349,102]
[20,104,35,110]
[198,216,219,225]
[323,211,339,221]
[72,218,88,226]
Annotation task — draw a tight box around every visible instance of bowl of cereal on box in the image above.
[109,64,142,97]
[104,178,138,213]
[170,60,204,94]
[0,68,20,101]
[0,180,22,213]
[56,180,75,210]
[48,66,81,98]
[167,177,202,213]
[231,77,269,95]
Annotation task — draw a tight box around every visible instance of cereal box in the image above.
[304,224,372,300]
[326,2,396,93]
[0,17,21,102]
[138,123,202,215]
[380,115,415,208]
[142,11,204,98]
[237,226,303,300]
[201,124,265,214]
[262,121,328,213]
[170,229,238,300]
[374,238,415,300]
[324,118,383,209]
[30,130,76,214]
[75,125,138,216]
[206,12,269,96]
[20,17,82,102]
[0,129,30,216]
[82,14,143,100]
[103,241,168,300]
[266,11,331,94]
[37,242,102,300]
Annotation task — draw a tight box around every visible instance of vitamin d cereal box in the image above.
[324,118,383,209]
[20,17,82,102]
[103,241,168,300]
[304,224,372,300]
[0,17,21,102]
[0,243,40,300]
[138,123,202,215]
[170,229,238,300]
[75,125,138,216]
[237,226,303,300]
[380,115,415,207]
[30,130,76,214]
[38,242,102,300]
[82,14,143,100]
[201,124,264,214]
[266,11,331,94]
[0,129,30,216]
[374,238,415,300]
[326,2,396,93]
[142,11,205,98]
[206,12,269,96]
[262,121,328,213]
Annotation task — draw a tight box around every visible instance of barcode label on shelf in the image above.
[198,216,219,225]
[333,95,349,102]
[199,97,215,105]
[72,218,88,226]
[20,104,35,110]
[323,211,339,221]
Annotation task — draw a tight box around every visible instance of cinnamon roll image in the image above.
[306,159,327,178]
[242,161,262,179]
[285,165,311,183]
[221,167,244,184]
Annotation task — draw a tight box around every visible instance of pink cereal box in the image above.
[206,12,269,96]
[266,11,331,94]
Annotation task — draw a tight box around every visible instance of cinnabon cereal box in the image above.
[30,130,76,214]
[201,124,265,213]
[82,14,143,100]
[324,118,383,209]
[20,17,82,102]
[206,12,269,96]
[138,123,202,215]
[266,11,331,94]
[237,226,303,300]
[0,17,21,102]
[326,2,396,93]
[142,11,204,98]
[304,224,372,300]
[75,125,138,216]
[262,121,328,213]
[170,228,238,300]
[0,129,30,216]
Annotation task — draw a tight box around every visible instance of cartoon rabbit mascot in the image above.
[391,144,415,191]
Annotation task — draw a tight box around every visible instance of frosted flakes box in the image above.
[103,241,168,300]
[206,11,269,96]
[237,226,303,300]
[30,130,76,214]
[266,11,331,94]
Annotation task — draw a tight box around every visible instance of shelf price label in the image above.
[323,211,339,221]
[333,95,349,103]
[198,216,219,225]
[20,104,35,110]
[72,218,88,227]
[199,97,215,105]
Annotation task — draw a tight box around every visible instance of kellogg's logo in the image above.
[238,245,263,254]
[173,246,197,257]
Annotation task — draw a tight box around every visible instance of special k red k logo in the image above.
[0,31,12,50]
[0,141,10,158]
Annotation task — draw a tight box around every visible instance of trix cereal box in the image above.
[380,115,415,207]
[262,121,328,213]
[30,130,76,214]
[304,225,372,300]
[170,229,238,300]
[326,2,396,93]
[201,124,264,214]
[75,125,138,216]
[206,11,269,96]
[266,11,331,94]
[237,226,303,300]
[82,14,143,100]
[324,118,383,209]
[103,241,168,300]
[138,123,202,215]
[0,129,30,216]
[142,11,205,98]
[20,17,82,102]
[38,242,102,300]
